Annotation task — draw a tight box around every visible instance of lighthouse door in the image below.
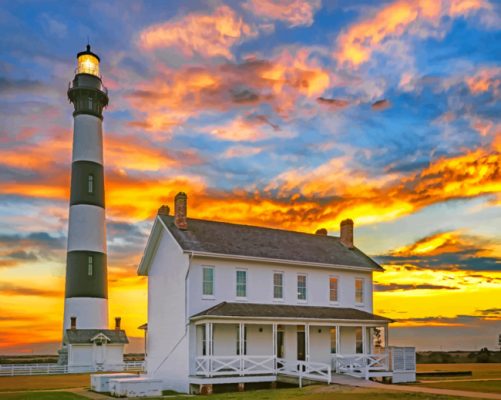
[95,342,105,368]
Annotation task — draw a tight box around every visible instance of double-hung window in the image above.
[202,267,214,297]
[329,276,338,302]
[236,270,247,298]
[355,278,364,304]
[273,272,283,300]
[297,274,307,301]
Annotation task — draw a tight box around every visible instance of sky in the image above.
[0,0,500,354]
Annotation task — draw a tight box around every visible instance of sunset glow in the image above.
[0,0,499,354]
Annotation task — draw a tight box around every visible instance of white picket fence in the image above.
[0,361,144,377]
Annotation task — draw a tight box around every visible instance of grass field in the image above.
[0,393,85,399]
[158,386,478,400]
[416,363,501,394]
[417,363,501,380]
[1,365,501,399]
[0,374,89,392]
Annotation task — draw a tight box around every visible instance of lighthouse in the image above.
[63,45,109,331]
[59,46,128,369]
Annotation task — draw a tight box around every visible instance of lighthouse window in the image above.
[88,174,94,194]
[88,97,93,110]
[88,256,93,276]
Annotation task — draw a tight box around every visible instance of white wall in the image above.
[309,326,331,364]
[69,345,93,366]
[188,258,373,316]
[146,227,191,393]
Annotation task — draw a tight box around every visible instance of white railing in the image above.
[334,353,389,379]
[0,361,144,377]
[194,355,330,385]
[195,355,275,377]
[276,358,331,386]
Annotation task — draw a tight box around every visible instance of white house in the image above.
[62,316,129,372]
[137,192,415,394]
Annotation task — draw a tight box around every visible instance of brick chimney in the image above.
[70,316,77,330]
[340,219,354,248]
[315,228,328,235]
[115,317,121,330]
[174,192,188,230]
[158,205,170,216]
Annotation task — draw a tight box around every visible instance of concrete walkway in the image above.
[330,374,501,399]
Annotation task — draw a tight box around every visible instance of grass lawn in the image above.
[0,374,89,392]
[417,363,501,380]
[0,392,86,399]
[155,386,476,400]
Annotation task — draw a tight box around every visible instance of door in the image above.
[297,331,305,361]
[277,330,284,358]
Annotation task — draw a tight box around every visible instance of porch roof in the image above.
[191,302,392,323]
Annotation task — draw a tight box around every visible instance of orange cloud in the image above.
[242,0,321,27]
[139,5,256,59]
[336,0,490,67]
[465,66,500,96]
[127,48,330,131]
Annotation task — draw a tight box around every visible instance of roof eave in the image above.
[186,250,382,272]
[191,315,392,324]
[137,217,164,276]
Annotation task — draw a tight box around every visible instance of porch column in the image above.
[239,322,244,375]
[336,325,340,352]
[305,323,310,362]
[384,325,389,349]
[272,323,277,371]
[205,323,213,377]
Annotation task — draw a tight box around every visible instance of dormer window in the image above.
[88,174,94,194]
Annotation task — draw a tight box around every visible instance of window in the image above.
[88,174,94,194]
[273,272,283,299]
[355,278,364,304]
[297,274,307,301]
[87,255,93,276]
[329,276,338,302]
[236,270,247,298]
[330,327,337,354]
[202,267,214,296]
[355,327,363,354]
[236,325,247,355]
[88,97,93,110]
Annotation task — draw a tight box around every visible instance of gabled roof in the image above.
[191,302,392,322]
[152,215,382,271]
[65,329,129,344]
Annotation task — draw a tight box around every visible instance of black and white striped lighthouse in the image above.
[62,45,109,332]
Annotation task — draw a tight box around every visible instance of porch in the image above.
[190,320,393,385]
